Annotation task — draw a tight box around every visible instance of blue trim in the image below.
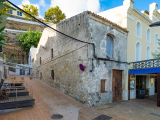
[129,67,160,74]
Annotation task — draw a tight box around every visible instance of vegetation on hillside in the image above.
[17,29,42,52]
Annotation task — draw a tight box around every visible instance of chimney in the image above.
[149,3,158,20]
[123,0,134,11]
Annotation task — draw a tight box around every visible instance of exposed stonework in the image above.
[6,19,45,31]
[2,17,47,64]
[32,11,128,107]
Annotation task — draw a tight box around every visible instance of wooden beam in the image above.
[128,72,130,100]
[157,73,160,107]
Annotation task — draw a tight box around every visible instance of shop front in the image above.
[128,59,160,107]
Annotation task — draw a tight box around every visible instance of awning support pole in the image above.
[157,73,160,107]
[128,72,130,100]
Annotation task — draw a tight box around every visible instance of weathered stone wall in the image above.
[33,12,90,104]
[3,17,46,64]
[6,19,45,31]
[85,15,128,106]
[32,11,128,106]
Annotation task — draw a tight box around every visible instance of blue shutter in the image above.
[20,12,22,16]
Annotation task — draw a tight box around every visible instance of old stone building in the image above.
[32,11,128,106]
[2,16,50,64]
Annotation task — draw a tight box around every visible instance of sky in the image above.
[8,0,160,19]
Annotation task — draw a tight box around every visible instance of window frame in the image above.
[136,20,142,38]
[20,12,22,16]
[154,49,158,59]
[101,79,107,93]
[17,11,19,16]
[51,48,53,59]
[40,57,41,65]
[146,45,150,60]
[155,33,159,46]
[51,70,54,80]
[135,41,141,61]
[146,27,151,43]
[106,35,114,58]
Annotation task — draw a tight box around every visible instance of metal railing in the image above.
[0,87,34,101]
[129,59,160,69]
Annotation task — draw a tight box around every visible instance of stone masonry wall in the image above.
[33,12,90,104]
[85,15,128,106]
[3,18,46,64]
[6,20,45,31]
[32,11,128,106]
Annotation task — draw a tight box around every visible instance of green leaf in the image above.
[0,14,7,20]
[0,0,5,2]
[0,36,5,41]
[0,4,5,11]
[0,26,5,32]
[0,41,6,46]
[1,32,7,36]
[0,21,7,28]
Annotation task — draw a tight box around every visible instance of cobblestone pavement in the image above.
[0,75,86,120]
[79,96,160,120]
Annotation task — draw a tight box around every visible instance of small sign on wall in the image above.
[130,80,135,90]
[79,64,85,71]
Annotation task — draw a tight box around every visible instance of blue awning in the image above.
[129,67,160,74]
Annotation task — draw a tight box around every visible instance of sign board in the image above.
[79,64,85,71]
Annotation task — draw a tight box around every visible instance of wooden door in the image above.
[112,70,122,101]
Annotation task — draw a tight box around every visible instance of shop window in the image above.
[51,48,53,59]
[106,35,113,58]
[51,70,54,80]
[101,79,106,93]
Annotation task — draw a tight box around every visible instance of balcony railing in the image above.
[129,59,160,69]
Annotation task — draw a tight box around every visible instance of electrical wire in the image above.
[6,0,91,45]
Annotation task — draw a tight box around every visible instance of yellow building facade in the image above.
[98,0,160,99]
[8,9,39,19]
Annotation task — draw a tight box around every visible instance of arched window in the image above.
[147,28,151,42]
[136,41,141,61]
[146,46,150,60]
[155,49,158,59]
[155,34,159,46]
[106,35,113,58]
[136,21,142,38]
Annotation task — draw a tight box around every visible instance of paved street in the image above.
[1,75,160,120]
[0,75,86,120]
[79,96,160,120]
